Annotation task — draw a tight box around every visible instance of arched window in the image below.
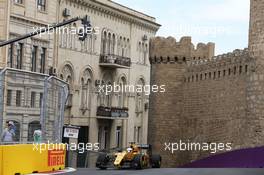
[105,81,112,107]
[80,69,92,111]
[139,42,142,62]
[118,77,126,108]
[61,64,74,88]
[121,37,125,57]
[127,39,130,58]
[61,64,74,107]
[66,75,72,86]
[112,34,116,55]
[123,37,126,57]
[108,33,111,55]
[72,23,77,49]
[101,72,113,107]
[118,36,122,56]
[28,121,41,142]
[136,79,144,113]
[102,31,107,54]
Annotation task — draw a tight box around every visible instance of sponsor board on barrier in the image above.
[48,150,65,167]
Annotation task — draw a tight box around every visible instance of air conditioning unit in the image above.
[49,67,56,76]
[142,35,148,41]
[63,8,71,17]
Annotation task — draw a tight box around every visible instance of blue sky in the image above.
[115,0,250,55]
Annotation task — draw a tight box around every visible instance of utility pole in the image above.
[0,15,91,47]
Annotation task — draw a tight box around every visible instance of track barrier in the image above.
[0,144,66,175]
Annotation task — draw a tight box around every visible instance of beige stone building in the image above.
[55,0,160,166]
[0,0,160,167]
[0,0,59,142]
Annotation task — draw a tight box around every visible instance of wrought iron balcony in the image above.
[96,106,129,119]
[99,54,131,69]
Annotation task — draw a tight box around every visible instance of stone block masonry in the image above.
[148,0,264,166]
[149,36,258,167]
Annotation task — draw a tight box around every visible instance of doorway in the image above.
[77,126,89,168]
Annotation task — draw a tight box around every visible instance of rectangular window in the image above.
[7,90,12,106]
[134,126,141,143]
[39,93,43,108]
[16,90,22,107]
[14,0,23,4]
[116,126,122,148]
[40,47,46,73]
[8,44,14,68]
[31,92,36,108]
[31,46,37,72]
[37,0,46,11]
[16,43,23,69]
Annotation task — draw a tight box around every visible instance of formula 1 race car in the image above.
[96,143,161,170]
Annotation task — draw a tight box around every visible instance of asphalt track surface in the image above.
[70,168,264,175]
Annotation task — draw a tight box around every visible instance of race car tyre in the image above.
[151,155,161,168]
[132,154,144,170]
[96,153,108,170]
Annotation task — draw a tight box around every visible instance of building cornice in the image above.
[65,0,161,31]
[10,14,50,27]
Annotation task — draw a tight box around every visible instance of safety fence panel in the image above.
[0,68,68,144]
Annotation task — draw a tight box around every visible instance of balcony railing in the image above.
[99,54,131,69]
[96,106,129,119]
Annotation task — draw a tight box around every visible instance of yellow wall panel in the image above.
[0,144,65,175]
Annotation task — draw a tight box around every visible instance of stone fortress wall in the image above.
[148,0,264,167]
[148,36,254,167]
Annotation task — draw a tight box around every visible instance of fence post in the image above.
[57,83,69,143]
[0,68,6,144]
[41,76,53,143]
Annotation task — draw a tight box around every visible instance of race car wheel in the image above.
[132,154,144,170]
[96,153,108,170]
[151,155,161,168]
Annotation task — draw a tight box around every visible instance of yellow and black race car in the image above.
[96,143,161,170]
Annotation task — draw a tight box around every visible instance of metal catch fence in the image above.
[0,68,68,144]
